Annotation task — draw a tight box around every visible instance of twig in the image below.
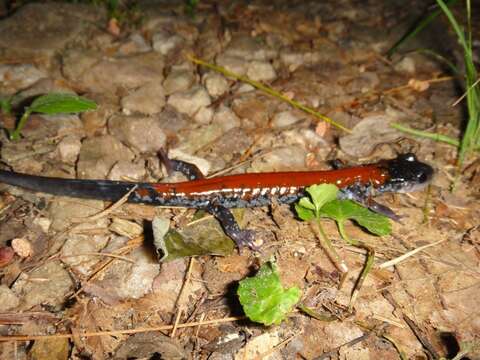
[70,185,138,223]
[0,316,246,342]
[378,239,446,269]
[188,55,351,133]
[314,331,373,360]
[171,257,195,337]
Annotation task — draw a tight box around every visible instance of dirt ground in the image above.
[0,0,479,359]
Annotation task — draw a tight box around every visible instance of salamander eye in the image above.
[403,153,416,162]
[418,172,428,183]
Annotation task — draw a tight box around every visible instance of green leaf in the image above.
[294,203,315,221]
[295,184,338,220]
[237,262,301,326]
[306,184,338,211]
[320,199,392,236]
[28,93,97,115]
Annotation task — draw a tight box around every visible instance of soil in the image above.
[0,1,479,359]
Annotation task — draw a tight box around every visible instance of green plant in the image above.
[237,261,301,326]
[185,0,199,17]
[295,184,391,308]
[388,0,480,168]
[8,93,97,141]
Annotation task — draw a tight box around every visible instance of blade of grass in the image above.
[386,0,458,58]
[436,0,479,166]
[188,55,351,134]
[391,122,459,147]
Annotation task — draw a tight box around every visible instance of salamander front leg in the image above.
[158,149,205,180]
[206,203,257,251]
[340,186,402,222]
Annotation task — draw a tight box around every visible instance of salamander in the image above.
[0,153,433,250]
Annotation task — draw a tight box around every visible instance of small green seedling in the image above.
[0,96,12,116]
[8,93,97,141]
[237,261,301,326]
[295,184,392,308]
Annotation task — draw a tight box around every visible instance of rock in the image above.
[339,112,404,157]
[152,258,203,312]
[246,60,277,82]
[215,54,249,76]
[212,105,241,132]
[223,34,277,61]
[121,81,166,115]
[12,261,73,310]
[272,110,301,128]
[81,93,118,137]
[77,135,134,179]
[194,106,214,124]
[250,146,307,172]
[61,234,110,275]
[394,56,416,74]
[167,85,211,117]
[0,3,100,58]
[152,31,184,55]
[57,135,82,164]
[109,218,143,239]
[203,72,229,97]
[48,197,106,232]
[0,64,47,94]
[108,114,167,153]
[108,160,146,181]
[163,69,195,95]
[117,33,152,55]
[0,285,20,311]
[95,247,159,300]
[63,50,165,93]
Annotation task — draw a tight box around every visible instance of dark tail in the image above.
[0,169,140,202]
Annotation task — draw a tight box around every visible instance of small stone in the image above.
[250,146,307,172]
[246,60,277,82]
[152,31,184,55]
[280,51,305,72]
[61,234,110,275]
[215,54,249,76]
[394,56,416,74]
[77,135,135,179]
[194,106,214,124]
[0,285,20,311]
[63,50,165,93]
[33,217,51,233]
[11,238,33,258]
[108,160,146,181]
[108,114,167,153]
[212,105,241,132]
[57,135,81,164]
[110,218,143,239]
[203,72,229,97]
[163,69,195,95]
[272,110,301,128]
[48,197,106,232]
[12,261,74,309]
[96,247,159,300]
[117,33,151,55]
[167,85,211,117]
[223,35,277,61]
[0,64,47,94]
[122,81,166,115]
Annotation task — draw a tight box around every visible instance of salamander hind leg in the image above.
[158,149,205,180]
[206,204,257,251]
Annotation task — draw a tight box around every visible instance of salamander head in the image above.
[378,153,434,193]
